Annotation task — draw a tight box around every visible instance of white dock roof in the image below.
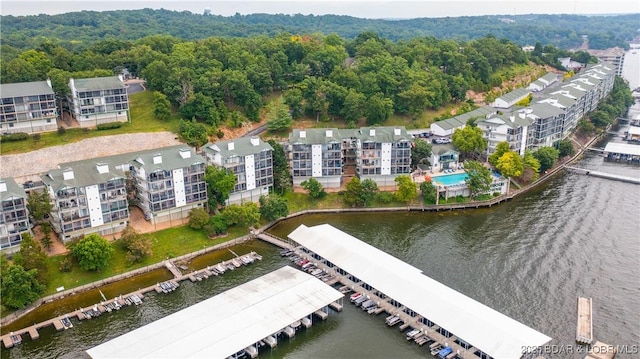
[289,224,552,359]
[86,266,343,359]
[604,142,640,156]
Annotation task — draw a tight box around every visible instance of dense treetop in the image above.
[1,9,638,50]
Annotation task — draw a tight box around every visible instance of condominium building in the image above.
[68,75,129,127]
[0,178,31,252]
[587,47,625,76]
[355,127,412,186]
[289,128,343,188]
[129,146,207,224]
[0,80,58,134]
[476,110,535,156]
[202,137,274,204]
[42,162,129,242]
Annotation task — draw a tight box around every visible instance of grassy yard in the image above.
[1,91,181,154]
[42,224,249,296]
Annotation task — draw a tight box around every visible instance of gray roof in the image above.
[289,128,342,145]
[0,177,27,201]
[0,81,54,99]
[203,137,273,159]
[42,161,127,193]
[495,88,531,104]
[529,102,565,118]
[129,145,205,173]
[73,76,125,92]
[433,106,495,131]
[357,126,412,142]
[431,144,458,155]
[540,73,559,83]
[477,111,534,129]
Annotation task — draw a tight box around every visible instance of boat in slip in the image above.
[405,329,421,340]
[437,346,453,358]
[10,333,22,346]
[60,316,73,329]
[350,292,363,302]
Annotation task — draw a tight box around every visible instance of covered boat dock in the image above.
[603,142,640,163]
[86,266,343,359]
[288,224,552,359]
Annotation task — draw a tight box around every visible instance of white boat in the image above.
[215,263,226,273]
[301,317,312,328]
[406,329,421,340]
[350,292,363,302]
[264,335,277,348]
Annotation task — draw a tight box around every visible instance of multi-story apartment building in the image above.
[476,111,534,156]
[42,161,129,242]
[288,127,413,188]
[355,127,412,186]
[202,137,274,204]
[0,80,58,134]
[0,178,31,252]
[129,146,207,224]
[289,128,343,188]
[68,75,129,127]
[587,47,625,76]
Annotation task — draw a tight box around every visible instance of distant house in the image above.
[202,137,274,204]
[429,144,460,172]
[586,47,626,76]
[0,178,31,253]
[68,75,129,127]
[491,88,531,109]
[0,80,58,134]
[557,57,585,72]
[42,161,129,242]
[527,73,559,92]
[129,146,207,224]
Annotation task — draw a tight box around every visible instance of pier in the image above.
[565,166,640,184]
[1,251,263,349]
[284,224,552,359]
[576,297,593,345]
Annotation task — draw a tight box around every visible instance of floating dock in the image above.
[576,297,593,345]
[565,166,640,184]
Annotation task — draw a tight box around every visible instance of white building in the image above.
[68,75,129,127]
[0,178,31,253]
[0,80,58,134]
[491,88,531,109]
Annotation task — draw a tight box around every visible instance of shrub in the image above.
[57,127,66,135]
[59,254,73,272]
[216,129,225,139]
[96,122,123,130]
[376,192,395,203]
[0,132,29,143]
[32,133,41,141]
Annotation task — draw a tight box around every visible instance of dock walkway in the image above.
[565,166,640,184]
[576,297,593,344]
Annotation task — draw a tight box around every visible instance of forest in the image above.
[1,9,638,51]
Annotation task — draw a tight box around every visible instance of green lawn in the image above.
[0,91,181,154]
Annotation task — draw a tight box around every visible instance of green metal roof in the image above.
[495,88,531,104]
[357,126,411,142]
[433,106,495,131]
[540,73,559,83]
[203,137,273,159]
[289,128,342,145]
[431,144,458,155]
[73,76,125,92]
[0,80,54,98]
[129,146,205,173]
[0,177,27,201]
[42,162,126,192]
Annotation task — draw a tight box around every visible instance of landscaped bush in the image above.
[0,132,29,143]
[376,192,395,203]
[96,122,123,130]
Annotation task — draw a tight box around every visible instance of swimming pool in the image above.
[433,172,469,185]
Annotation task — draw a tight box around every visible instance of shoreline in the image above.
[0,130,604,328]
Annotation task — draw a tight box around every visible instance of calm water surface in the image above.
[2,140,639,359]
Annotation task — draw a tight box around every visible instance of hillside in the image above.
[1,10,638,50]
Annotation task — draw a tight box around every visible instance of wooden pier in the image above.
[255,232,293,249]
[576,297,593,345]
[1,251,263,349]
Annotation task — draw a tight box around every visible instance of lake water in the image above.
[2,131,639,359]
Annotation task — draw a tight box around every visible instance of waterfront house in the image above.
[68,75,129,127]
[0,178,31,252]
[129,146,207,224]
[428,144,460,172]
[42,161,129,242]
[288,128,343,188]
[0,80,58,134]
[202,137,274,204]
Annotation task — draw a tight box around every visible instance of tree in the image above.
[178,119,208,148]
[364,93,394,125]
[360,179,379,207]
[451,125,486,158]
[0,264,45,309]
[188,208,210,229]
[205,215,228,237]
[13,233,49,286]
[40,222,53,251]
[27,189,52,224]
[204,166,236,210]
[420,180,437,204]
[301,178,326,199]
[495,151,524,178]
[259,194,289,221]
[119,226,153,264]
[222,202,260,228]
[411,139,432,168]
[341,89,365,123]
[556,140,575,158]
[71,233,114,271]
[464,160,492,199]
[533,147,560,173]
[152,91,171,120]
[267,139,292,193]
[394,175,418,203]
[489,141,510,166]
[267,105,294,131]
[283,88,304,119]
[343,177,363,207]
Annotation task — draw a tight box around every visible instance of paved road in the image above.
[126,82,145,94]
